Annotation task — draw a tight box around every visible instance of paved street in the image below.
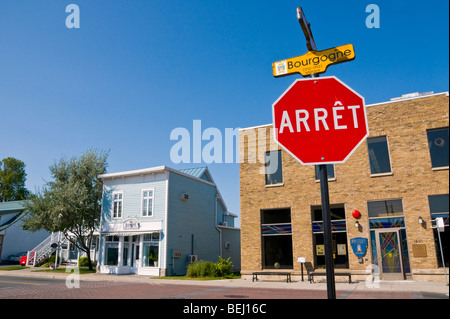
[0,267,448,300]
[1,279,447,300]
[0,268,448,318]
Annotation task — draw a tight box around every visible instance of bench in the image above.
[308,272,352,284]
[252,272,292,283]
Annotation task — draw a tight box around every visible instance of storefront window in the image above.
[105,243,118,266]
[261,208,293,269]
[311,204,349,269]
[142,233,159,267]
[429,194,449,268]
[123,243,129,266]
[105,236,119,266]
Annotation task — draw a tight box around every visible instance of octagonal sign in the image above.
[272,76,368,165]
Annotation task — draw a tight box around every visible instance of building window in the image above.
[105,236,119,266]
[311,204,349,269]
[315,164,335,180]
[142,233,159,267]
[265,151,283,185]
[142,189,154,217]
[428,194,449,268]
[367,136,392,175]
[113,192,123,218]
[261,208,293,269]
[427,127,449,168]
[367,199,403,218]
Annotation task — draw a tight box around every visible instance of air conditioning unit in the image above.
[180,193,189,200]
[188,255,198,263]
[221,221,228,227]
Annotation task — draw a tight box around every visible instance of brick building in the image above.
[239,91,449,282]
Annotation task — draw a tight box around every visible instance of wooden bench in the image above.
[308,272,352,284]
[252,272,292,283]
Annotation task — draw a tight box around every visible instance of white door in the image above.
[130,242,140,274]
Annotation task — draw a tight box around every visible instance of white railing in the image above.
[26,232,61,266]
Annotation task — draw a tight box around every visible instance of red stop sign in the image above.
[272,76,369,165]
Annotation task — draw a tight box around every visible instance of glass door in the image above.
[375,229,404,280]
[130,241,140,274]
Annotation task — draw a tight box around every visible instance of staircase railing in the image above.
[26,232,61,266]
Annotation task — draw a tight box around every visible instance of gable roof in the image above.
[0,200,28,231]
[179,167,214,183]
[98,165,216,186]
[0,200,27,215]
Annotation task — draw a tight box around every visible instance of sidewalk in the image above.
[1,265,448,296]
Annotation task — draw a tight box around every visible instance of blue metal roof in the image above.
[0,200,27,215]
[178,167,213,183]
[0,200,28,231]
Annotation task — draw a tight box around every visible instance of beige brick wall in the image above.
[239,93,449,281]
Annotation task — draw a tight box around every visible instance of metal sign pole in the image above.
[437,230,448,285]
[319,164,337,299]
[300,6,336,299]
[436,218,448,285]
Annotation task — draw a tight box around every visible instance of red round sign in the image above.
[352,210,361,219]
[272,76,368,165]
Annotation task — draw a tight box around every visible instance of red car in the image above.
[19,251,36,266]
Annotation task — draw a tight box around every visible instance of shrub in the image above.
[78,257,97,267]
[214,256,233,277]
[187,260,215,277]
[40,255,64,268]
[186,256,233,278]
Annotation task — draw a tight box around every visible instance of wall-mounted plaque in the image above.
[412,244,427,257]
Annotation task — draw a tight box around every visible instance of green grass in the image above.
[0,266,27,271]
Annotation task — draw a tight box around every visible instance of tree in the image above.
[0,157,29,202]
[23,149,108,270]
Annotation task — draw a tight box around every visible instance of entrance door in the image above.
[130,242,140,274]
[375,229,404,280]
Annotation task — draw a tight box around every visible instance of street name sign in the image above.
[272,44,355,78]
[272,76,368,165]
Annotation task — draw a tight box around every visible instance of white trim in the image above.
[431,166,449,171]
[99,166,166,179]
[367,91,448,108]
[163,178,169,273]
[102,231,159,237]
[238,123,271,131]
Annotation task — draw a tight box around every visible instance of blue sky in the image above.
[1,0,448,226]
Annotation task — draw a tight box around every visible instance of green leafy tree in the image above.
[23,149,108,270]
[0,157,29,202]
